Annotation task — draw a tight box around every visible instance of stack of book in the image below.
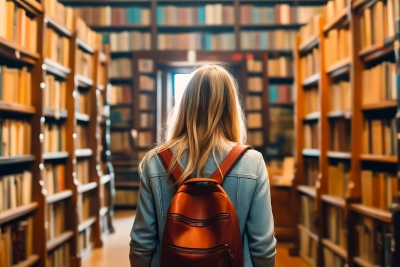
[158,33,235,51]
[46,201,66,240]
[157,5,234,25]
[44,0,74,30]
[362,62,397,104]
[110,85,132,105]
[139,75,155,91]
[329,81,352,111]
[0,120,31,156]
[75,17,103,50]
[240,30,296,50]
[269,85,293,103]
[43,123,66,153]
[0,172,32,211]
[108,31,151,51]
[267,57,293,77]
[0,66,32,105]
[44,75,67,111]
[110,58,132,78]
[362,118,397,156]
[44,27,70,67]
[324,28,350,68]
[247,77,263,92]
[246,59,263,72]
[300,14,322,42]
[301,48,319,80]
[74,7,151,26]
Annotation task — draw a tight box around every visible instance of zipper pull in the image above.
[227,248,234,267]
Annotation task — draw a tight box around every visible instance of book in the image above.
[47,243,69,267]
[44,27,70,67]
[75,7,151,26]
[76,159,90,185]
[304,87,319,115]
[110,58,132,78]
[110,107,131,126]
[304,157,319,186]
[324,27,350,68]
[75,17,103,50]
[240,30,297,50]
[139,75,155,91]
[109,85,132,105]
[44,75,66,111]
[76,49,94,79]
[268,57,293,77]
[47,201,66,241]
[330,118,351,152]
[246,59,263,72]
[0,172,32,212]
[0,66,32,105]
[115,189,138,207]
[247,77,263,92]
[43,123,66,153]
[76,124,88,150]
[361,170,396,210]
[301,48,320,80]
[0,120,31,157]
[304,122,319,149]
[246,131,263,147]
[43,164,65,196]
[269,85,293,103]
[246,96,262,110]
[110,132,132,154]
[300,14,322,42]
[328,162,350,198]
[363,118,397,156]
[138,59,154,73]
[268,107,294,156]
[44,0,74,30]
[247,113,262,128]
[158,33,235,51]
[107,31,151,52]
[138,131,152,147]
[329,80,352,111]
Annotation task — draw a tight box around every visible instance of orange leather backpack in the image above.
[158,145,251,267]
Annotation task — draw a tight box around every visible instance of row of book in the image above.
[362,118,397,156]
[76,49,94,80]
[268,107,294,158]
[44,123,66,153]
[110,108,131,126]
[246,59,263,73]
[301,48,319,81]
[247,131,263,147]
[45,27,70,68]
[240,5,322,25]
[299,226,318,265]
[330,118,351,152]
[47,244,70,267]
[304,157,319,186]
[43,164,65,196]
[140,75,155,91]
[110,85,132,105]
[138,59,154,73]
[115,189,138,207]
[329,80,352,111]
[362,61,397,105]
[107,31,151,52]
[360,0,398,49]
[44,75,66,111]
[267,57,293,77]
[304,87,319,115]
[241,30,296,50]
[140,94,155,110]
[74,7,150,26]
[325,205,347,250]
[0,0,37,52]
[138,131,153,147]
[247,113,262,129]
[356,217,393,266]
[46,201,65,241]
[325,0,347,22]
[304,122,319,149]
[0,172,32,212]
[77,159,90,185]
[266,157,295,186]
[75,17,103,51]
[78,227,92,259]
[0,66,32,105]
[77,192,91,224]
[328,162,350,198]
[76,124,88,149]
[300,14,322,43]
[269,85,293,103]
[361,170,398,210]
[248,77,263,92]
[110,132,131,154]
[158,33,235,51]
[246,96,262,110]
[77,92,90,115]
[300,195,317,234]
[324,27,350,68]
[157,5,234,25]
[44,0,74,30]
[110,58,132,78]
[0,218,33,267]
[0,120,31,157]
[140,113,154,129]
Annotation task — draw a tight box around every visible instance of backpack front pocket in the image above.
[168,244,233,267]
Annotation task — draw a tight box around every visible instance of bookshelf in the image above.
[0,0,113,265]
[293,1,400,266]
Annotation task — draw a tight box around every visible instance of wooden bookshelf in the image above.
[292,2,400,267]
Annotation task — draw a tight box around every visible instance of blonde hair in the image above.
[139,64,247,185]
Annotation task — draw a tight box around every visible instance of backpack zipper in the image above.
[169,244,226,254]
[227,248,234,267]
[170,213,230,227]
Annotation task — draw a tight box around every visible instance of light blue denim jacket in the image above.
[129,149,277,267]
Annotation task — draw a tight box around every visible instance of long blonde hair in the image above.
[140,64,247,185]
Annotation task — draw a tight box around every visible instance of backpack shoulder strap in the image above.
[210,145,251,184]
[158,148,183,184]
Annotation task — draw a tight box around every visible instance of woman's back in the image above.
[129,147,276,267]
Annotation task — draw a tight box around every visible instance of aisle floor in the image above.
[83,211,310,267]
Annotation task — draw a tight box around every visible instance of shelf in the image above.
[269,102,294,107]
[110,77,133,84]
[90,25,151,32]
[43,108,68,120]
[321,239,347,260]
[299,35,319,54]
[110,103,132,108]
[361,100,397,111]
[75,149,93,158]
[0,36,40,65]
[326,58,351,78]
[240,0,328,4]
[140,108,156,113]
[100,206,109,217]
[327,151,351,160]
[360,154,397,164]
[11,254,40,267]
[60,0,152,6]
[321,194,345,208]
[302,149,320,157]
[269,76,294,84]
[76,38,95,54]
[78,182,98,193]
[97,83,105,90]
[76,74,94,88]
[241,24,304,30]
[44,58,71,79]
[327,110,352,119]
[110,125,132,130]
[76,112,90,122]
[302,73,320,87]
[78,217,97,232]
[297,185,316,198]
[0,202,38,225]
[43,151,69,161]
[100,174,111,185]
[46,190,73,204]
[323,7,349,33]
[0,101,36,115]
[14,0,43,14]
[303,111,320,121]
[350,203,392,223]
[353,257,380,267]
[45,16,72,38]
[158,0,234,4]
[158,25,234,33]
[115,181,140,189]
[46,231,74,252]
[297,224,318,241]
[359,37,395,63]
[112,160,139,166]
[0,155,35,166]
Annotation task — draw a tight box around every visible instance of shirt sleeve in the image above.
[129,161,158,267]
[246,153,277,267]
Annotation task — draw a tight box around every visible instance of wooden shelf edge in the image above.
[75,149,93,158]
[321,238,348,260]
[359,37,395,63]
[78,217,96,232]
[361,100,397,111]
[299,35,319,54]
[0,202,38,225]
[321,194,345,208]
[327,110,352,119]
[302,73,320,87]
[323,8,349,33]
[46,231,74,252]
[76,112,90,122]
[115,181,140,188]
[303,111,320,121]
[11,254,40,267]
[45,16,72,38]
[78,182,98,194]
[46,190,73,204]
[353,256,380,267]
[0,155,35,166]
[100,206,109,217]
[327,151,351,159]
[0,36,40,65]
[326,58,351,77]
[298,224,319,241]
[297,185,316,198]
[302,149,320,157]
[76,74,94,88]
[100,175,111,185]
[14,0,43,14]
[350,203,392,223]
[0,101,36,115]
[43,151,69,161]
[43,108,68,119]
[360,154,397,163]
[76,38,95,54]
[44,58,71,78]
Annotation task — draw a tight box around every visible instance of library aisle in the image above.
[82,211,310,267]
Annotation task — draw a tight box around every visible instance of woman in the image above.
[129,64,276,267]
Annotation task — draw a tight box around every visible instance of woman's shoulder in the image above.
[141,153,167,177]
[228,148,264,178]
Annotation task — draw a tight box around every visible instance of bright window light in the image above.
[174,73,193,108]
